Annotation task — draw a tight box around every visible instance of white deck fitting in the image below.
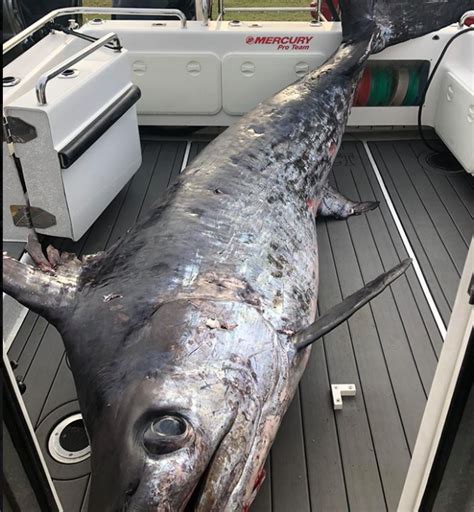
[331,384,357,410]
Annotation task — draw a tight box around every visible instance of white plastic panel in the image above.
[130,52,221,114]
[80,20,460,127]
[63,107,141,238]
[83,20,341,123]
[3,32,85,105]
[5,47,142,240]
[435,71,474,175]
[222,52,326,115]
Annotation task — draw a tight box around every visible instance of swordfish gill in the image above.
[3,1,472,510]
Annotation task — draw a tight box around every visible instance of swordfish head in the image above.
[3,246,296,512]
[67,298,288,512]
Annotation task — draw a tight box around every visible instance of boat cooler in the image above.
[3,33,142,242]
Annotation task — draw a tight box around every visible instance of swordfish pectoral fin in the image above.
[291,259,412,351]
[317,185,379,220]
[2,234,84,324]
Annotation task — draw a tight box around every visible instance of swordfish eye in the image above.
[143,414,194,455]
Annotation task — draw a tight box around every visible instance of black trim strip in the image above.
[3,361,59,511]
[58,85,141,169]
[419,328,474,511]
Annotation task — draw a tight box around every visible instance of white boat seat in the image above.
[3,33,142,241]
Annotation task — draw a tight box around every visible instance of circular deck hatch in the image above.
[419,150,464,174]
[48,413,90,464]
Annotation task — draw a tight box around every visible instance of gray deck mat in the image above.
[6,137,471,511]
[3,242,25,260]
[368,140,473,325]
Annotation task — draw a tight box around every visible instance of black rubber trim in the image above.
[419,328,474,511]
[58,85,141,169]
[3,362,60,511]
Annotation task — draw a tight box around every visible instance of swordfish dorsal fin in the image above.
[292,259,412,351]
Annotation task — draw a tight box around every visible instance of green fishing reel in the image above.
[354,62,426,107]
[368,66,394,105]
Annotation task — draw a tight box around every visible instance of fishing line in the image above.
[390,67,410,106]
[417,26,473,153]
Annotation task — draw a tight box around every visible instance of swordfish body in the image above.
[3,1,472,510]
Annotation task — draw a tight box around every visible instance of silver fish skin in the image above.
[2,0,472,510]
[65,40,369,512]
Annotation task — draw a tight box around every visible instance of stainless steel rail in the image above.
[218,0,325,22]
[35,32,120,105]
[3,6,187,54]
[224,7,322,11]
[201,0,212,26]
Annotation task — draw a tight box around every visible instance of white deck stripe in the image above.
[3,303,28,352]
[180,141,192,172]
[3,251,31,352]
[362,140,447,340]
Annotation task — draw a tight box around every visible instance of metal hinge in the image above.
[5,117,51,229]
[5,116,37,143]
[3,115,13,144]
[10,205,56,229]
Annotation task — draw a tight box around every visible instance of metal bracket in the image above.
[10,205,56,229]
[331,384,356,410]
[5,116,37,143]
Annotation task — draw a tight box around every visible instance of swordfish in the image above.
[3,1,471,510]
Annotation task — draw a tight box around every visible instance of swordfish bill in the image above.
[3,1,472,510]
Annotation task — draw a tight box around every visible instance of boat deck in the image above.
[4,132,473,512]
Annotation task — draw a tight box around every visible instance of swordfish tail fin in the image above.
[339,0,473,52]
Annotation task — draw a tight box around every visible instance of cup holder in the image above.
[59,68,79,79]
[3,76,21,87]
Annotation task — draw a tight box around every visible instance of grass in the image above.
[212,0,314,22]
[83,0,112,20]
[82,0,314,22]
